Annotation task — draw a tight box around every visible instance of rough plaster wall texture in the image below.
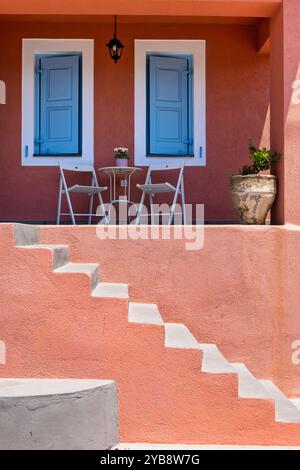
[38,224,300,397]
[1,224,300,444]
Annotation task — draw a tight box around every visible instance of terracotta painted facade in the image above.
[0,19,270,223]
[0,0,300,446]
[0,1,298,225]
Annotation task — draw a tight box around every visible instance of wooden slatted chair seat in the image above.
[67,184,107,194]
[136,182,176,194]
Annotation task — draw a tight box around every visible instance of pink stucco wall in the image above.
[38,224,300,397]
[0,20,270,223]
[1,223,300,444]
[270,0,300,224]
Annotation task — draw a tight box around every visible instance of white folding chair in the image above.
[57,164,108,225]
[135,163,186,225]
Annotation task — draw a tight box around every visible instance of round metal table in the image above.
[98,166,142,223]
[98,166,142,202]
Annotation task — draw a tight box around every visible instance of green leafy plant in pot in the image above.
[114,147,130,168]
[229,140,281,224]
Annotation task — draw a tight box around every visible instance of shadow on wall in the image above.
[0,80,5,104]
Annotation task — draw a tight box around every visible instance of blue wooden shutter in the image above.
[148,55,191,156]
[35,54,81,155]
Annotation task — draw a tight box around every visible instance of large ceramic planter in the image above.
[115,158,129,168]
[230,175,277,225]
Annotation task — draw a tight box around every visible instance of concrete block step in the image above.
[164,323,199,349]
[128,302,163,325]
[0,378,118,450]
[231,363,270,398]
[14,223,40,246]
[198,344,235,374]
[92,282,129,299]
[17,244,69,269]
[54,262,99,290]
[290,398,300,410]
[259,380,300,423]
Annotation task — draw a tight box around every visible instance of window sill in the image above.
[146,154,194,158]
[33,154,82,157]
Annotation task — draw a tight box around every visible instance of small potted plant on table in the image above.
[114,147,130,167]
[229,140,281,225]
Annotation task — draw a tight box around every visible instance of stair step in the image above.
[259,380,300,423]
[231,363,270,398]
[17,244,69,269]
[164,323,199,349]
[290,398,300,410]
[198,344,235,374]
[128,303,163,325]
[14,223,40,246]
[54,262,99,290]
[0,379,118,450]
[17,244,68,249]
[92,283,129,299]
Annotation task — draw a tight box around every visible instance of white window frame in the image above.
[134,40,206,167]
[22,39,94,167]
[0,80,6,104]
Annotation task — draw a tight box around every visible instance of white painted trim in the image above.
[0,340,6,365]
[0,80,6,104]
[134,40,206,167]
[22,39,94,167]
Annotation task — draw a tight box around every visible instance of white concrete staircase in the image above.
[12,223,300,425]
[14,224,129,300]
[131,303,300,423]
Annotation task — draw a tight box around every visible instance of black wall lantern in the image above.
[107,15,124,63]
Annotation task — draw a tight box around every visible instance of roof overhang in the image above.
[0,1,282,19]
